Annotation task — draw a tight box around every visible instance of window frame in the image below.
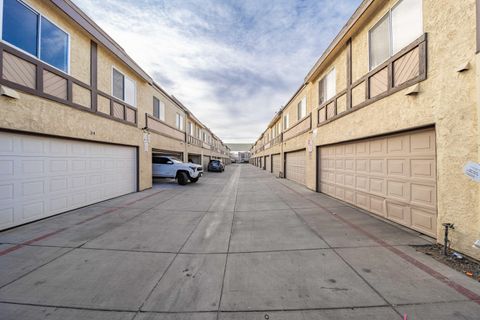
[175,113,184,131]
[297,96,307,120]
[111,66,136,107]
[368,0,423,70]
[283,113,289,131]
[319,68,336,104]
[0,0,71,74]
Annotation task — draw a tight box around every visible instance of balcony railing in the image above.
[0,42,137,126]
[318,34,427,126]
[202,142,211,150]
[188,135,203,147]
[283,113,312,141]
[146,114,185,141]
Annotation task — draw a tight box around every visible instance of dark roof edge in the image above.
[52,0,153,84]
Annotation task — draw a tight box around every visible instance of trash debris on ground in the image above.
[413,244,480,283]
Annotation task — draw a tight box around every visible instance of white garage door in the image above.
[272,154,281,177]
[285,150,306,186]
[0,132,137,230]
[319,128,437,237]
[265,155,271,172]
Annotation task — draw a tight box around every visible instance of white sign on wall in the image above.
[143,132,150,152]
[463,161,480,182]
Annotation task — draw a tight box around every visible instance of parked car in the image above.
[152,156,203,185]
[207,159,225,172]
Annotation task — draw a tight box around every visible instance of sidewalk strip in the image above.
[0,190,166,257]
[278,180,480,305]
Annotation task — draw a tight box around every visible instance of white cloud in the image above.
[73,0,361,143]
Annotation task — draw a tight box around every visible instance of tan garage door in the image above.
[272,154,281,177]
[265,155,271,172]
[286,150,306,186]
[319,128,437,237]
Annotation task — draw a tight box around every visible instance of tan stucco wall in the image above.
[283,86,310,128]
[313,0,479,258]
[0,93,152,191]
[254,0,480,258]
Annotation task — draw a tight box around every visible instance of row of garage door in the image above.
[259,128,437,237]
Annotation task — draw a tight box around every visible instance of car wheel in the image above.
[190,177,199,183]
[177,172,188,185]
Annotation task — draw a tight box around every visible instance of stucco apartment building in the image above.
[0,0,230,230]
[252,0,480,259]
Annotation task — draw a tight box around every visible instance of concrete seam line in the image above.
[267,180,401,318]
[138,167,240,313]
[0,189,167,256]
[217,165,241,320]
[0,189,183,292]
[278,179,480,306]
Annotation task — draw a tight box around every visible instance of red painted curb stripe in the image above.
[0,190,165,256]
[279,181,480,305]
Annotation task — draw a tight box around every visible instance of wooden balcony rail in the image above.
[188,135,203,147]
[318,34,427,126]
[0,42,137,126]
[146,114,186,141]
[283,113,312,141]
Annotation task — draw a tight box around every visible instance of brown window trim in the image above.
[317,33,427,128]
[0,42,137,127]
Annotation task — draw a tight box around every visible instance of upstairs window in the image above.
[153,97,165,121]
[188,122,194,135]
[318,68,336,104]
[2,0,69,72]
[297,96,307,120]
[283,113,289,130]
[369,0,423,69]
[112,68,136,107]
[175,113,184,130]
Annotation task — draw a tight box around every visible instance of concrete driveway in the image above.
[0,164,479,319]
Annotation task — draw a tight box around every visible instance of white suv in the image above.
[152,156,203,185]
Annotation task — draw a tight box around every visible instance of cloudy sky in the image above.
[74,0,361,143]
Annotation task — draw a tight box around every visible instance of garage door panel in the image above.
[369,177,386,196]
[387,159,409,177]
[265,156,271,172]
[411,183,436,209]
[370,159,385,175]
[285,150,306,186]
[356,142,369,155]
[0,132,137,230]
[272,154,281,177]
[344,189,355,204]
[369,139,386,156]
[318,128,437,237]
[410,159,435,180]
[411,207,436,236]
[386,201,410,225]
[356,159,368,173]
[370,195,385,216]
[386,180,409,202]
[387,135,409,155]
[355,192,370,210]
[410,130,435,154]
